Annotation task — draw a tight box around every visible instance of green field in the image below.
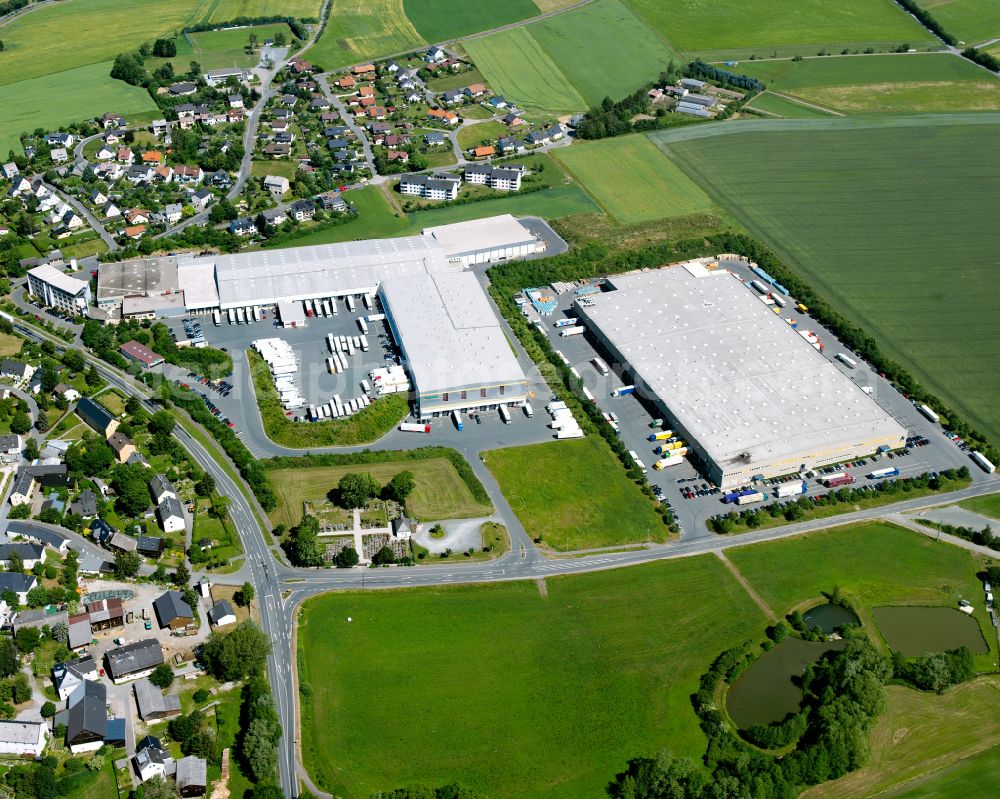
[403,0,540,42]
[739,53,1000,113]
[203,0,323,23]
[804,679,1000,799]
[622,0,936,59]
[746,91,840,117]
[465,0,674,112]
[655,116,1000,442]
[250,160,298,181]
[0,61,159,156]
[958,492,1000,519]
[187,23,296,69]
[726,521,996,668]
[463,27,585,113]
[923,0,1000,45]
[0,0,201,85]
[556,134,714,223]
[483,436,667,550]
[310,0,425,69]
[298,554,767,798]
[456,120,507,149]
[267,458,493,528]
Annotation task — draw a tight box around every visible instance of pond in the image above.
[802,602,860,634]
[873,606,989,657]
[727,637,847,729]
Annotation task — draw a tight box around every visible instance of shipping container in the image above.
[452,410,463,431]
[592,357,610,376]
[400,422,431,433]
[868,467,899,479]
[836,353,857,369]
[499,405,511,424]
[737,492,764,505]
[612,385,635,397]
[653,456,684,470]
[559,326,585,337]
[972,451,996,474]
[918,404,940,424]
[553,318,578,328]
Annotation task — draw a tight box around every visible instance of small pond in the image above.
[873,606,989,657]
[727,637,847,729]
[802,602,860,634]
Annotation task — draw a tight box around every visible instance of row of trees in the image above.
[890,0,999,72]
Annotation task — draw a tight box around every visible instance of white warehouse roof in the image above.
[577,265,906,470]
[423,214,535,258]
[379,272,526,397]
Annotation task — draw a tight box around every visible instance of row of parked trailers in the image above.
[301,294,377,319]
[225,306,264,325]
[308,392,371,421]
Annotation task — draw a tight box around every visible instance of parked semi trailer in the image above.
[559,326,585,337]
[553,318,578,328]
[918,404,940,424]
[648,430,674,442]
[972,451,996,474]
[776,481,807,498]
[399,422,432,433]
[612,385,635,397]
[737,492,765,505]
[653,456,684,470]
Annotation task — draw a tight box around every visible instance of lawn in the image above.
[60,237,110,260]
[403,0,540,42]
[298,554,767,798]
[556,134,714,224]
[95,390,127,417]
[463,27,586,114]
[283,185,410,246]
[922,0,1000,45]
[803,678,1000,799]
[622,0,936,59]
[456,120,508,149]
[483,436,667,550]
[0,62,159,156]
[187,23,296,70]
[656,115,1000,442]
[0,333,22,357]
[739,53,1000,113]
[203,0,322,23]
[746,91,840,118]
[0,0,201,85]
[958,492,1000,519]
[310,0,425,70]
[526,0,678,106]
[250,159,298,181]
[267,457,493,528]
[424,66,486,93]
[59,760,120,799]
[726,521,996,668]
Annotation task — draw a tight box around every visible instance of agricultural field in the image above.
[187,23,297,69]
[739,53,1000,114]
[403,0,540,42]
[0,61,159,156]
[803,679,1000,799]
[745,91,840,118]
[201,0,323,23]
[622,0,936,60]
[267,457,493,528]
[462,27,585,113]
[482,436,667,550]
[922,0,1000,45]
[655,116,1000,442]
[465,0,674,111]
[556,134,714,224]
[0,0,201,84]
[310,0,425,69]
[726,521,996,668]
[298,554,767,798]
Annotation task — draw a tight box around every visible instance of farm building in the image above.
[574,263,906,488]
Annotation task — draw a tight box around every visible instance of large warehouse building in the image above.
[575,263,906,488]
[379,272,528,417]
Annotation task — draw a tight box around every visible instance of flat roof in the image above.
[423,214,534,258]
[177,260,219,308]
[28,264,88,296]
[97,257,179,302]
[379,272,526,395]
[577,265,906,468]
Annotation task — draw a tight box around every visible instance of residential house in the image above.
[257,208,286,228]
[424,131,446,147]
[204,67,249,87]
[498,137,526,155]
[173,165,204,184]
[463,83,487,98]
[153,591,194,630]
[176,756,208,797]
[208,600,237,627]
[425,46,446,63]
[134,678,182,722]
[209,170,233,189]
[387,149,409,163]
[441,90,462,105]
[127,165,155,185]
[133,741,175,782]
[108,532,137,553]
[45,132,74,147]
[1,358,34,385]
[49,148,68,164]
[263,174,290,198]
[488,95,507,109]
[103,202,121,219]
[0,434,20,455]
[125,208,150,225]
[0,573,37,606]
[351,63,375,76]
[105,639,164,683]
[0,721,48,757]
[148,475,176,506]
[229,217,256,237]
[137,535,164,558]
[290,199,315,222]
[0,543,45,569]
[70,489,98,518]
[0,162,18,180]
[9,470,35,506]
[190,189,212,210]
[227,94,244,109]
[151,119,169,137]
[123,225,146,240]
[310,97,330,110]
[116,147,135,164]
[75,397,118,437]
[156,495,185,534]
[262,142,291,157]
[164,203,183,224]
[108,432,136,464]
[427,108,458,125]
[54,382,81,401]
[120,340,164,368]
[385,133,410,147]
[95,145,115,161]
[316,191,346,212]
[336,75,356,89]
[52,656,99,701]
[502,112,525,127]
[141,151,163,165]
[398,173,460,201]
[65,679,106,753]
[470,145,495,159]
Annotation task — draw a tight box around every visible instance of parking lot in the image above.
[536,258,988,538]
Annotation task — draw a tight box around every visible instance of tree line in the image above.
[891,0,1000,72]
